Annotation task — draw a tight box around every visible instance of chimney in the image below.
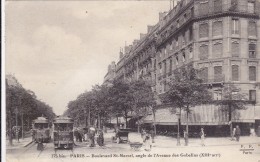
[140,33,146,40]
[159,12,167,21]
[147,25,153,33]
[133,39,139,46]
[119,48,124,59]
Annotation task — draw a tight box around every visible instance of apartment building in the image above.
[105,0,260,135]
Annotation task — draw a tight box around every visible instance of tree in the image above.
[214,84,247,137]
[109,79,133,128]
[128,79,157,132]
[161,66,212,145]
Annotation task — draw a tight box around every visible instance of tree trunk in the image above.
[21,111,24,139]
[116,116,119,126]
[229,104,232,138]
[88,108,91,126]
[124,110,128,128]
[185,109,189,146]
[98,113,101,129]
[137,124,140,133]
[152,107,157,135]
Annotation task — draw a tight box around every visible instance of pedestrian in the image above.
[97,129,104,146]
[143,132,152,151]
[74,129,79,142]
[89,127,96,147]
[235,125,241,142]
[232,127,236,141]
[200,128,205,146]
[150,129,155,143]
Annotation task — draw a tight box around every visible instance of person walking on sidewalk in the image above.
[232,127,236,141]
[235,125,241,142]
[200,128,206,146]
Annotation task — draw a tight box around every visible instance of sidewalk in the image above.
[105,131,260,148]
[6,137,33,150]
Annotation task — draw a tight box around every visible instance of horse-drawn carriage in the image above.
[112,128,130,144]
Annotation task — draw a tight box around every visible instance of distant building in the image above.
[104,0,260,135]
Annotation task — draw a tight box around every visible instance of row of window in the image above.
[213,89,256,102]
[199,19,257,38]
[199,0,255,15]
[199,41,256,60]
[199,65,257,82]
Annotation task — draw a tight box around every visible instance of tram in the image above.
[53,116,74,149]
[32,116,51,143]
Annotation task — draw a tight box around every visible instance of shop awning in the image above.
[181,105,229,125]
[254,106,260,120]
[141,108,178,125]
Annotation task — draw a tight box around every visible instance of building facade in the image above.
[104,0,260,135]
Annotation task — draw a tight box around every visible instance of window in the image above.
[176,37,179,47]
[230,0,238,11]
[232,65,239,81]
[169,58,172,73]
[232,19,239,35]
[176,55,179,65]
[213,21,223,36]
[213,90,222,100]
[154,59,156,69]
[248,2,255,13]
[214,66,223,82]
[199,1,209,15]
[170,43,173,50]
[182,52,186,62]
[248,21,257,37]
[159,63,162,74]
[249,43,256,58]
[163,61,167,75]
[189,26,193,41]
[231,41,239,57]
[177,20,180,28]
[249,90,256,102]
[214,0,222,13]
[199,23,209,38]
[213,42,223,58]
[249,66,256,81]
[199,67,208,82]
[199,44,209,60]
[189,47,193,59]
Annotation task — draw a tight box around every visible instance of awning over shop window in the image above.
[181,105,229,125]
[254,105,260,120]
[232,105,255,123]
[141,108,178,125]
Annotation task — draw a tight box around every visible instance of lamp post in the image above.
[176,111,181,146]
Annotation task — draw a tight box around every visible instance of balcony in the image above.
[201,74,225,85]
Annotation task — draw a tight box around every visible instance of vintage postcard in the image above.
[2,0,260,162]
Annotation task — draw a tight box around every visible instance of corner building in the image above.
[106,0,260,136]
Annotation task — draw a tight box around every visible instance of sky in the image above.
[5,1,170,115]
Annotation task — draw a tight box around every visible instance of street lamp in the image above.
[176,111,181,146]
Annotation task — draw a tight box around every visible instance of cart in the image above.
[112,129,130,144]
[129,142,143,151]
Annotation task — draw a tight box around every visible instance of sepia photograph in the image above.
[2,0,260,162]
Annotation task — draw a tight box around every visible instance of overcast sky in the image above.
[5,1,170,115]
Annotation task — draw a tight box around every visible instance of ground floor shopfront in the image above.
[141,104,260,137]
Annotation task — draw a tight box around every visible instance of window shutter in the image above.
[231,42,239,57]
[214,66,222,82]
[199,1,209,15]
[214,0,222,13]
[199,44,209,60]
[248,21,257,36]
[232,65,239,81]
[249,66,256,81]
[213,43,222,58]
[199,23,209,38]
[213,21,223,36]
